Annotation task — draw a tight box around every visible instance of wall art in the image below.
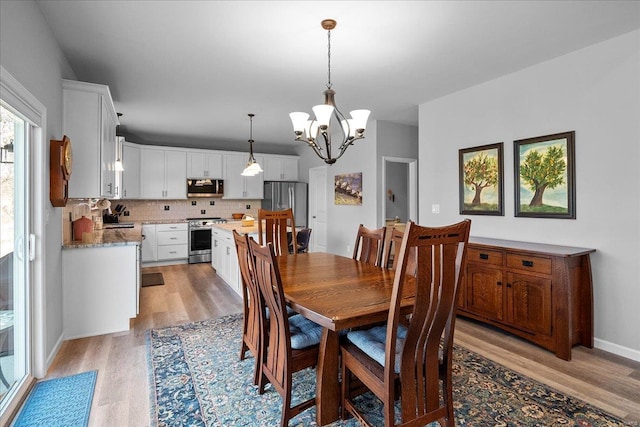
[514,131,575,219]
[458,143,504,215]
[334,172,362,205]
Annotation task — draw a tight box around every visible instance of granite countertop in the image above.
[140,219,189,224]
[63,223,143,249]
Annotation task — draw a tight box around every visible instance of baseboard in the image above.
[45,334,65,377]
[594,338,640,363]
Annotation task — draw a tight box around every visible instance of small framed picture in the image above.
[458,143,504,216]
[334,172,362,205]
[514,131,575,219]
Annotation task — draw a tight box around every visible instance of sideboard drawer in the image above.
[506,253,552,275]
[468,248,504,266]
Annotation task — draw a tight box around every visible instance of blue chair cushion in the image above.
[347,324,408,373]
[288,314,323,349]
[265,305,296,320]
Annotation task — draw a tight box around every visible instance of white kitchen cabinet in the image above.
[63,244,140,338]
[121,141,140,199]
[156,223,188,260]
[263,155,299,181]
[140,146,187,199]
[63,79,119,199]
[187,150,223,178]
[211,227,241,295]
[223,152,264,199]
[141,224,157,262]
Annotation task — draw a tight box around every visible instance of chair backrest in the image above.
[248,238,293,387]
[258,208,297,256]
[385,219,471,422]
[233,230,263,352]
[295,228,312,253]
[352,224,386,266]
[383,228,417,276]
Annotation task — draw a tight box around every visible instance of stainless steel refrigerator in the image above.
[262,182,308,228]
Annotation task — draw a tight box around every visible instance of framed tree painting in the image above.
[459,143,504,215]
[514,131,575,219]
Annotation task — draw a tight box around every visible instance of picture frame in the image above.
[514,131,575,219]
[458,143,504,216]
[334,172,363,205]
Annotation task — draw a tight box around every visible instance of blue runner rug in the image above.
[12,370,97,427]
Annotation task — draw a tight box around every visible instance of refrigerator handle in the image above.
[289,185,295,217]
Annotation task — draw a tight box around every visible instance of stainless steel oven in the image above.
[188,217,227,264]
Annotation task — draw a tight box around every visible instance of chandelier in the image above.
[241,113,263,176]
[289,19,370,165]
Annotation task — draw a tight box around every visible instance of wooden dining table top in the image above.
[276,251,416,425]
[278,252,415,330]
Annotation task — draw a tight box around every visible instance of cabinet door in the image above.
[506,272,552,335]
[280,157,299,181]
[141,224,157,262]
[211,231,222,271]
[243,155,264,198]
[101,97,118,198]
[122,143,140,199]
[206,152,224,178]
[263,156,282,181]
[140,148,166,199]
[466,264,504,321]
[223,153,247,199]
[188,151,208,178]
[164,150,187,199]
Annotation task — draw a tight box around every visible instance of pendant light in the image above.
[241,113,263,176]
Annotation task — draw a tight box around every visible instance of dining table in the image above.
[277,252,416,426]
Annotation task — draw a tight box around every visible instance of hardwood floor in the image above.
[45,263,640,426]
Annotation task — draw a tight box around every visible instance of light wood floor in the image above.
[45,263,640,426]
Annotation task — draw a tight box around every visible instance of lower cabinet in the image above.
[458,237,595,360]
[63,244,140,339]
[211,228,240,295]
[142,223,188,265]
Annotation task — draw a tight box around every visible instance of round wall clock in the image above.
[50,135,72,207]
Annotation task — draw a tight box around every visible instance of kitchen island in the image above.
[62,224,143,339]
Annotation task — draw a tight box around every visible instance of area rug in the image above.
[147,314,631,427]
[142,272,165,287]
[13,370,97,427]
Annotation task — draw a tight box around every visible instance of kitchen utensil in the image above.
[72,215,93,240]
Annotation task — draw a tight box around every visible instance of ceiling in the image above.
[36,1,640,154]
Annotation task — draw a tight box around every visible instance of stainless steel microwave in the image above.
[187,179,224,198]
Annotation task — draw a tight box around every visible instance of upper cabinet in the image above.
[121,140,140,199]
[263,155,299,181]
[63,79,119,199]
[140,146,187,199]
[223,152,264,199]
[187,150,223,178]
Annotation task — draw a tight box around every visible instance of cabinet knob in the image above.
[497,281,502,286]
[522,260,534,267]
[506,283,512,288]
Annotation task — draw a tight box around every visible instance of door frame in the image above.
[308,165,328,253]
[0,66,47,423]
[381,156,418,224]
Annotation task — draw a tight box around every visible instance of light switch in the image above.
[432,204,440,214]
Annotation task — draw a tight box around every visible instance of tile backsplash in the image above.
[63,198,260,242]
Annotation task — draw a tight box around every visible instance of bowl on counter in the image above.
[231,213,244,220]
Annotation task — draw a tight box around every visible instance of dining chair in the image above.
[249,238,324,427]
[382,227,417,276]
[289,228,312,254]
[233,230,264,385]
[258,208,297,256]
[340,219,471,427]
[352,224,387,266]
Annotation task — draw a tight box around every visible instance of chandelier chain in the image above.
[326,29,332,90]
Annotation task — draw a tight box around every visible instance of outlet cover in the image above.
[164,205,170,211]
[431,204,440,214]
[209,200,215,205]
[191,200,197,206]
[200,209,206,214]
[246,204,251,209]
[123,211,130,216]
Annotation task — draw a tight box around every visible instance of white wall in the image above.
[1,0,77,369]
[296,120,418,257]
[419,30,640,360]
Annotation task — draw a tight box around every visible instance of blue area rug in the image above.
[147,314,631,426]
[13,370,97,427]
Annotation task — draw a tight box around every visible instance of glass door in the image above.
[0,104,30,413]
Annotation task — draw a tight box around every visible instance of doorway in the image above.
[381,157,417,226]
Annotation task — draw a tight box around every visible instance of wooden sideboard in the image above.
[457,237,595,360]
